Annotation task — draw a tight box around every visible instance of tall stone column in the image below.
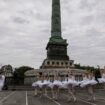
[51,0,62,39]
[40,0,74,69]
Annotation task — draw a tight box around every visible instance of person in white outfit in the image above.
[87,72,97,101]
[61,74,68,89]
[32,74,40,96]
[67,71,77,102]
[98,69,105,89]
[80,73,89,88]
[52,73,61,100]
[0,75,5,91]
[41,74,50,96]
[102,70,105,89]
[80,72,97,101]
[37,72,45,97]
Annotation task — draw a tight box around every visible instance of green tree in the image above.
[13,66,33,85]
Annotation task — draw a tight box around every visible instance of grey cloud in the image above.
[79,0,98,10]
[0,0,105,68]
[85,29,102,37]
[12,16,29,24]
[80,15,94,25]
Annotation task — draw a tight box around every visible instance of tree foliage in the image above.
[74,63,101,80]
[74,64,96,71]
[13,66,33,85]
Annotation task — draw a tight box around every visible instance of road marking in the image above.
[78,98,97,105]
[78,92,105,101]
[62,93,97,105]
[98,98,105,101]
[46,95,61,105]
[95,92,105,99]
[96,89,105,91]
[0,91,15,103]
[26,91,28,105]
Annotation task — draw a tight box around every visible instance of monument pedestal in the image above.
[41,59,74,69]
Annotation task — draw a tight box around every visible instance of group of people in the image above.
[32,70,105,102]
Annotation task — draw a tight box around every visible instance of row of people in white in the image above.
[32,72,100,102]
[32,75,79,89]
[0,75,5,91]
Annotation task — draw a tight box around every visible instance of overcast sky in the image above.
[0,0,105,68]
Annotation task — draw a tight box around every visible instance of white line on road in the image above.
[26,91,28,105]
[78,92,105,103]
[62,93,97,105]
[46,95,61,105]
[95,92,105,99]
[0,91,15,103]
[78,98,97,105]
[98,98,105,100]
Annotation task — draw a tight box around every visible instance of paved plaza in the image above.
[0,89,105,105]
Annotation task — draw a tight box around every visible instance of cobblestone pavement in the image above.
[0,89,105,105]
